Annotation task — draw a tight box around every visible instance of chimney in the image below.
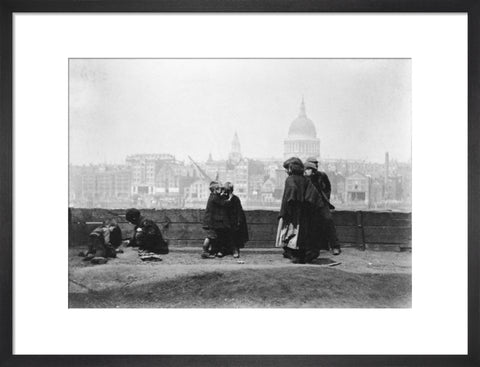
[385,152,389,181]
[384,152,390,200]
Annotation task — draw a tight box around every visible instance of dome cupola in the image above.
[288,97,317,139]
[283,97,321,161]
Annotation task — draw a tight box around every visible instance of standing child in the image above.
[201,181,232,258]
[223,182,249,258]
[305,156,341,256]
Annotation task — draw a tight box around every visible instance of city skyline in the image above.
[69,68,412,212]
[68,146,411,167]
[69,150,411,211]
[69,59,412,165]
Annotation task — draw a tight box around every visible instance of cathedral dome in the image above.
[287,98,317,139]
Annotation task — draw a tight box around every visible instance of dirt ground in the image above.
[68,246,411,308]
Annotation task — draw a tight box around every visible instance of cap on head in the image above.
[306,156,319,165]
[304,161,317,170]
[104,218,118,227]
[223,181,234,193]
[209,181,220,192]
[125,208,141,224]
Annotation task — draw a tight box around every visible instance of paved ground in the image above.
[69,246,411,308]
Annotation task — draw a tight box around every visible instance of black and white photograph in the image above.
[68,58,412,308]
[5,7,475,363]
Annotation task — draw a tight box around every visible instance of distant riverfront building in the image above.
[126,153,176,195]
[284,98,320,161]
[69,164,132,208]
[126,153,189,208]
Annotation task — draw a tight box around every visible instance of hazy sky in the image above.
[69,59,411,165]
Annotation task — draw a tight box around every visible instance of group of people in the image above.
[78,157,340,265]
[78,208,169,263]
[276,156,340,264]
[78,182,249,264]
[201,181,249,259]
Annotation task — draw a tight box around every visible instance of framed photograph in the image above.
[1,1,478,366]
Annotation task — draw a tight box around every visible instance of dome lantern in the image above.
[287,98,317,139]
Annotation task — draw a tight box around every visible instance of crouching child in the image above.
[125,208,169,261]
[79,219,122,265]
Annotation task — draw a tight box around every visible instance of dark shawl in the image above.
[278,174,310,249]
[278,174,307,225]
[279,173,331,251]
[278,174,325,217]
[229,194,249,247]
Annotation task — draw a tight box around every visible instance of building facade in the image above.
[345,172,370,207]
[126,154,176,195]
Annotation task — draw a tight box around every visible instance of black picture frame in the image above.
[1,1,478,366]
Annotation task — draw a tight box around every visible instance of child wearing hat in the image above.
[304,157,341,256]
[223,181,249,258]
[201,181,233,258]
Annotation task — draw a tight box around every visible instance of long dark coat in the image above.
[202,193,232,230]
[304,176,332,252]
[229,194,249,248]
[310,171,335,209]
[278,174,322,249]
[134,217,169,254]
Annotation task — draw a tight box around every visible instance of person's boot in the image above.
[201,242,210,259]
[298,250,306,264]
[91,257,108,265]
[82,252,95,261]
[283,247,293,259]
[305,249,319,264]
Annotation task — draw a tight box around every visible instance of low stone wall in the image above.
[69,208,412,251]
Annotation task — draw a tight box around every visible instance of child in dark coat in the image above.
[125,208,169,261]
[223,182,249,258]
[201,181,232,258]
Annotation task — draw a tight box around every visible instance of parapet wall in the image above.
[69,208,411,251]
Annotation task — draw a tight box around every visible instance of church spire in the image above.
[229,131,242,164]
[231,131,241,154]
[299,96,306,117]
